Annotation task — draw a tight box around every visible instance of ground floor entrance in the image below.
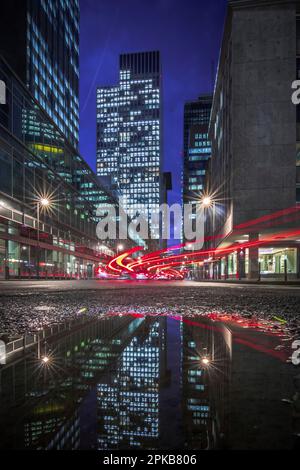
[196,246,300,281]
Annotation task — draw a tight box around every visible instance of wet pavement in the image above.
[0,283,300,450]
[1,282,300,338]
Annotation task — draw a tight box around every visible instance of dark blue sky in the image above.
[79,0,227,205]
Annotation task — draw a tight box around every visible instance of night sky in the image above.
[79,0,227,206]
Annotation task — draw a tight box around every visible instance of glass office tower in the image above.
[0,0,80,148]
[0,55,116,279]
[97,51,163,240]
[183,94,212,207]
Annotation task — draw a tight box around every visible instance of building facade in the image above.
[183,94,213,207]
[0,0,80,148]
[182,95,212,248]
[97,318,167,450]
[204,0,300,280]
[97,51,163,241]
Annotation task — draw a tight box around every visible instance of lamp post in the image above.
[36,198,50,279]
[201,196,216,235]
[117,244,124,255]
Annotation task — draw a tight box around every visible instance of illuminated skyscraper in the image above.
[97,51,163,239]
[183,94,212,207]
[0,0,80,148]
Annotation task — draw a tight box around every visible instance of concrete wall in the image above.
[231,2,297,226]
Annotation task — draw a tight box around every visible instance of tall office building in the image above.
[97,318,167,450]
[0,0,80,148]
[0,55,117,279]
[183,94,212,207]
[97,51,163,240]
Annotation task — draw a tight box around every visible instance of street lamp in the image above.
[200,193,217,279]
[40,198,50,208]
[117,244,124,254]
[201,356,210,366]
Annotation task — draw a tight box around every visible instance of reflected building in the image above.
[181,318,214,449]
[97,318,167,450]
[0,315,138,450]
[181,318,231,449]
[24,404,81,450]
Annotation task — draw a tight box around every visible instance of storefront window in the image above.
[228,252,237,276]
[8,240,20,277]
[259,248,297,274]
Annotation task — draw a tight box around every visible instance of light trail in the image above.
[104,207,300,279]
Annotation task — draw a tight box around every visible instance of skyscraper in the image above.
[97,51,163,240]
[0,0,80,148]
[0,55,118,280]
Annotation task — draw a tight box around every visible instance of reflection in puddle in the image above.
[0,314,298,450]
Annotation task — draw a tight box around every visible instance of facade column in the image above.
[248,233,259,280]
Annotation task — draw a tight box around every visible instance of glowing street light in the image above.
[41,356,50,364]
[40,198,50,207]
[201,196,213,208]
